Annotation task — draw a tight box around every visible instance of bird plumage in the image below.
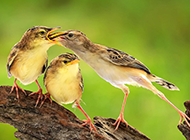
[58,30,190,130]
[7,26,63,105]
[43,53,96,131]
[44,53,83,104]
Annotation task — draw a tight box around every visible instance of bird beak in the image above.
[57,31,68,40]
[66,59,80,66]
[46,27,65,46]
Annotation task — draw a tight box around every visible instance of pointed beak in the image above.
[66,59,80,66]
[46,27,66,46]
[46,27,63,39]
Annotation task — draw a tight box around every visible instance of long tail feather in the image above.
[148,74,179,91]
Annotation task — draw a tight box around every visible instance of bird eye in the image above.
[39,30,46,35]
[68,33,74,38]
[63,60,67,64]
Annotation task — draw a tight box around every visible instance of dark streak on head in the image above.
[67,30,86,37]
[58,53,79,62]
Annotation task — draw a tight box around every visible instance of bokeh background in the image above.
[0,0,190,139]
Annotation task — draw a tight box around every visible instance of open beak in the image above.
[46,27,65,46]
[66,59,80,66]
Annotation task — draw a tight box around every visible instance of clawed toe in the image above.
[29,89,43,107]
[39,93,52,107]
[179,111,190,127]
[10,79,26,100]
[82,119,96,132]
[113,115,128,131]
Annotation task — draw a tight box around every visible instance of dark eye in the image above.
[40,31,46,35]
[68,33,74,38]
[63,60,68,64]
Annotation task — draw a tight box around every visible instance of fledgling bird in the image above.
[58,30,190,130]
[43,53,96,131]
[7,26,63,106]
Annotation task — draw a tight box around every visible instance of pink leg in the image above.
[113,92,129,131]
[76,102,97,132]
[39,92,52,108]
[10,78,26,100]
[29,80,44,107]
[161,95,190,127]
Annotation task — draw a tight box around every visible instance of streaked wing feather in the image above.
[103,48,151,74]
[7,46,19,78]
[41,59,48,74]
[78,69,83,92]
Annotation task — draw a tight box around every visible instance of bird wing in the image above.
[78,69,84,92]
[101,47,151,74]
[7,45,19,78]
[41,59,48,74]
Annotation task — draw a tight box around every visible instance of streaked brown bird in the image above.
[7,26,63,106]
[43,53,96,131]
[58,30,190,130]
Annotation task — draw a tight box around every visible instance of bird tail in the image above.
[148,74,179,91]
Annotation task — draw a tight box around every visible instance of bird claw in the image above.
[10,81,26,100]
[113,114,128,131]
[82,119,97,132]
[29,88,43,107]
[39,93,52,108]
[179,111,190,127]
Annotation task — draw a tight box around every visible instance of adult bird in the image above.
[43,53,96,131]
[58,30,190,130]
[7,26,63,106]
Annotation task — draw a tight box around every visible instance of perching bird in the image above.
[7,26,63,106]
[58,30,190,130]
[43,53,96,131]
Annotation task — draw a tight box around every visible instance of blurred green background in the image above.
[0,0,189,139]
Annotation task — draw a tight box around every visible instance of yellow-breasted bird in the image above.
[7,26,63,106]
[43,53,96,131]
[58,30,190,130]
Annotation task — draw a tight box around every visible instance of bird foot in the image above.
[10,82,26,100]
[113,114,128,131]
[39,93,52,107]
[178,110,190,127]
[82,119,97,132]
[29,88,43,107]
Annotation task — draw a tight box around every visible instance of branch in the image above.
[178,100,190,140]
[0,85,153,140]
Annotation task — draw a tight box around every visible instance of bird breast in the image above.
[45,64,82,104]
[10,48,47,85]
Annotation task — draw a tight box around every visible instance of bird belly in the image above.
[11,50,47,85]
[85,58,148,87]
[96,65,134,84]
[97,66,149,87]
[72,50,147,87]
[46,65,81,104]
[48,83,80,104]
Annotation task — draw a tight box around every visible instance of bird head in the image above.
[49,53,80,69]
[58,53,80,67]
[58,30,92,51]
[18,26,64,50]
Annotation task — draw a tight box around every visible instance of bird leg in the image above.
[29,80,44,107]
[160,95,190,127]
[75,102,97,132]
[10,78,26,100]
[113,92,129,131]
[133,76,190,127]
[39,92,53,108]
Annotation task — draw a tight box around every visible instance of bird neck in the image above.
[83,41,99,53]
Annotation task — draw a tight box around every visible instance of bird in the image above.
[43,53,96,131]
[7,26,64,106]
[57,30,190,130]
